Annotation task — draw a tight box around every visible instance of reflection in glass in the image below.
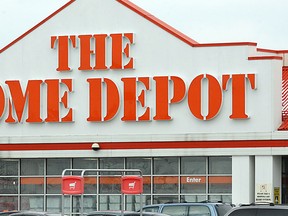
[72,195,97,213]
[0,196,18,211]
[152,195,178,204]
[153,158,178,175]
[20,196,44,211]
[99,158,124,175]
[153,176,178,194]
[47,159,70,175]
[0,178,18,194]
[209,157,232,174]
[180,195,207,203]
[126,158,151,175]
[83,177,97,194]
[72,158,98,175]
[21,159,44,176]
[99,195,121,210]
[47,195,62,213]
[181,157,206,174]
[126,195,149,211]
[20,177,44,194]
[99,176,121,194]
[208,195,232,203]
[208,176,232,193]
[46,177,61,194]
[180,176,206,193]
[0,159,18,176]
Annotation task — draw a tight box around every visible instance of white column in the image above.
[232,156,255,205]
[255,155,281,203]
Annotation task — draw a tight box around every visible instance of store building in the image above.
[0,0,288,213]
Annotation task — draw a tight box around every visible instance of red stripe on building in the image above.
[1,140,288,151]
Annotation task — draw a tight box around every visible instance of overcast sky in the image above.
[0,0,288,50]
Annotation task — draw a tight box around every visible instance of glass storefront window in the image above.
[99,195,121,210]
[21,159,44,176]
[180,176,206,193]
[0,196,18,211]
[126,158,151,175]
[181,157,206,174]
[0,177,18,194]
[180,195,207,202]
[208,195,232,203]
[72,158,98,175]
[20,196,44,211]
[56,195,72,214]
[0,159,18,176]
[209,157,232,174]
[99,158,124,175]
[46,177,62,194]
[0,156,232,211]
[126,195,146,211]
[99,176,121,194]
[20,177,44,194]
[47,159,70,175]
[46,195,62,213]
[83,177,97,194]
[72,195,97,213]
[153,176,178,194]
[152,195,178,204]
[153,157,178,175]
[208,176,232,193]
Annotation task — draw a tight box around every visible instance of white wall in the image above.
[255,155,282,203]
[232,156,255,205]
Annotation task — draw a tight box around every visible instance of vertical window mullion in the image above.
[206,157,209,200]
[178,157,181,202]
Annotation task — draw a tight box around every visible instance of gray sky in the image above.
[0,0,288,50]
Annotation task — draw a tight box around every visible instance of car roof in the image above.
[224,204,288,216]
[143,202,228,207]
[236,205,288,209]
[87,211,169,216]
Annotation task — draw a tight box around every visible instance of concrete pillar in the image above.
[255,155,281,204]
[232,156,255,205]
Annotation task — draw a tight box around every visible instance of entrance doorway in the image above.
[282,156,288,204]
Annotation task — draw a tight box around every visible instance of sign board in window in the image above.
[62,176,84,195]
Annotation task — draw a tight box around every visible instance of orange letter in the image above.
[110,33,134,69]
[45,79,73,122]
[78,35,93,71]
[78,34,108,71]
[222,74,256,119]
[121,77,150,121]
[0,85,6,119]
[188,74,222,120]
[87,78,120,121]
[153,76,186,120]
[51,35,76,71]
[94,34,108,70]
[5,80,43,123]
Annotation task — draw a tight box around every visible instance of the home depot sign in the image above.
[0,33,256,123]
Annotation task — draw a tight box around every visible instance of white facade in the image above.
[0,0,288,206]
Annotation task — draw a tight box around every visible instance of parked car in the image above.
[87,210,170,216]
[224,203,288,216]
[141,202,233,216]
[9,212,62,216]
